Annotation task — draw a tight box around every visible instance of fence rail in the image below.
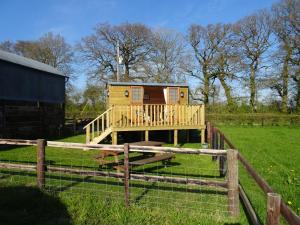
[207,113,300,126]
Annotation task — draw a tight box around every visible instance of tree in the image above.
[234,10,271,112]
[83,83,105,109]
[271,0,300,112]
[14,32,74,77]
[0,40,15,53]
[79,23,152,83]
[209,24,239,111]
[270,0,299,112]
[188,23,232,105]
[143,29,188,83]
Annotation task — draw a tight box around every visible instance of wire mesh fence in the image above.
[0,139,235,221]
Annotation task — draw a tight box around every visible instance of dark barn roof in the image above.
[0,49,65,77]
[107,81,188,87]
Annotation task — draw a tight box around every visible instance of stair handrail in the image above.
[83,107,113,130]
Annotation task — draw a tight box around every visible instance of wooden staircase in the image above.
[84,107,113,144]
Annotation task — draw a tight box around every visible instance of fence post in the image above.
[267,193,281,225]
[206,122,211,144]
[212,129,218,161]
[37,139,46,189]
[219,134,226,177]
[124,143,130,207]
[227,149,239,217]
[210,124,214,147]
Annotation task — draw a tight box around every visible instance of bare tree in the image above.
[188,23,229,104]
[79,23,152,83]
[0,40,15,53]
[270,0,300,112]
[209,24,240,111]
[234,10,271,112]
[13,32,74,77]
[269,0,300,112]
[142,29,188,83]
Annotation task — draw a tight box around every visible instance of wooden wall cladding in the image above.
[0,100,64,138]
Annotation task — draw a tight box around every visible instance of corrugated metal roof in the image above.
[108,81,189,87]
[0,49,65,77]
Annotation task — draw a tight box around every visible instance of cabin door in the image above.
[166,87,179,105]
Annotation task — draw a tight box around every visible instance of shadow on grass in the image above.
[0,186,71,225]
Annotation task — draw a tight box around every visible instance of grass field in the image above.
[0,126,299,224]
[219,126,300,222]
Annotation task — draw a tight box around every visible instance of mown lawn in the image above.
[1,126,299,224]
[219,125,300,222]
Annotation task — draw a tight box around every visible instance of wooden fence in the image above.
[207,113,300,126]
[207,122,300,225]
[0,138,236,216]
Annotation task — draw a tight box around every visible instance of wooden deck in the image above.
[84,104,205,145]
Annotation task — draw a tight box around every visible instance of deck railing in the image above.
[84,104,205,143]
[113,104,205,128]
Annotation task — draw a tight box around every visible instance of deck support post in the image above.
[112,131,117,145]
[174,129,178,146]
[201,128,205,144]
[186,130,189,143]
[145,130,149,141]
[86,124,90,144]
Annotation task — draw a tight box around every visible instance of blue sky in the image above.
[0,0,279,89]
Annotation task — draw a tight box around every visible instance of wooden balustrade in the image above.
[84,104,205,144]
[84,108,113,144]
[112,104,205,128]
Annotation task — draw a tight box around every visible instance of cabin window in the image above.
[131,86,143,104]
[168,87,179,104]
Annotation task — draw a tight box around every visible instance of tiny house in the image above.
[106,82,189,106]
[84,82,205,145]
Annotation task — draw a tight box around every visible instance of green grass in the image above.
[1,126,299,224]
[219,126,300,222]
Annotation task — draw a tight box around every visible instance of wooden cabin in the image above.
[84,82,205,145]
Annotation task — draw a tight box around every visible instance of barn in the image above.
[0,49,66,138]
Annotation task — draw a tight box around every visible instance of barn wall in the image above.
[0,60,65,104]
[0,59,66,139]
[0,100,64,138]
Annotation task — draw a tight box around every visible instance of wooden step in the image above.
[90,128,112,144]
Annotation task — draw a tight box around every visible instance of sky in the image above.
[0,0,279,90]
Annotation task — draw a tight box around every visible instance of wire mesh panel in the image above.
[40,145,232,219]
[0,139,241,224]
[128,153,229,217]
[44,147,124,202]
[0,144,37,187]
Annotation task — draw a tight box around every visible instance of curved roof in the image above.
[0,49,65,77]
